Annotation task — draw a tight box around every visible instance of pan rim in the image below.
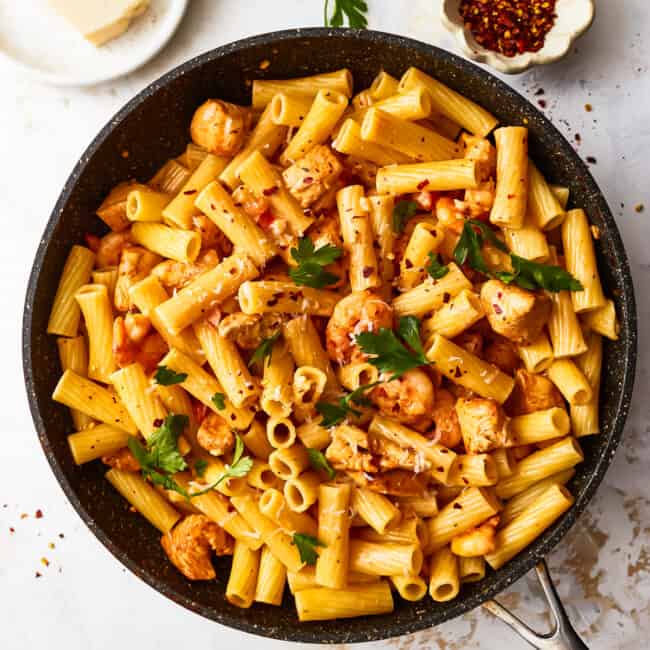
[22,27,637,644]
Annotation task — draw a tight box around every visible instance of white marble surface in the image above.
[1,1,649,648]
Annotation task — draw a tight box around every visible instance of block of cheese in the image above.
[48,0,150,46]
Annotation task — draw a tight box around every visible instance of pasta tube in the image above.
[429,546,460,602]
[255,545,286,606]
[316,482,352,589]
[238,280,339,317]
[57,336,94,431]
[376,160,480,195]
[68,424,130,465]
[226,540,261,608]
[131,222,201,263]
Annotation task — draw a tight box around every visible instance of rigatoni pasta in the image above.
[47,65,614,622]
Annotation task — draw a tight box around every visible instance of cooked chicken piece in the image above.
[326,290,393,365]
[325,425,377,473]
[96,181,142,232]
[282,145,343,208]
[455,397,514,454]
[90,230,133,268]
[114,246,161,312]
[102,447,140,472]
[231,184,269,221]
[151,249,220,292]
[483,336,520,375]
[462,133,496,181]
[450,516,499,557]
[463,180,495,217]
[161,514,233,580]
[112,313,168,372]
[506,369,564,416]
[343,156,378,189]
[371,368,434,432]
[453,330,484,356]
[190,99,251,157]
[308,213,344,250]
[480,280,552,345]
[349,470,428,497]
[197,413,235,457]
[218,312,286,350]
[429,388,462,448]
[369,435,426,472]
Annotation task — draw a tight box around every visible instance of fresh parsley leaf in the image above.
[194,458,208,478]
[454,220,490,274]
[292,533,326,565]
[397,316,426,358]
[509,255,584,292]
[315,382,381,428]
[307,448,336,480]
[324,0,368,28]
[128,414,190,498]
[248,330,282,368]
[211,392,226,410]
[426,252,449,280]
[289,237,343,289]
[392,200,418,234]
[154,366,188,386]
[356,325,428,378]
[188,435,253,497]
[468,219,508,253]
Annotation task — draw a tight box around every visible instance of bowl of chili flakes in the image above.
[441,0,595,74]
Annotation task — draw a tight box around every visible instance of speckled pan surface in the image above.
[22,28,636,644]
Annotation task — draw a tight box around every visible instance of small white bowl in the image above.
[441,0,595,74]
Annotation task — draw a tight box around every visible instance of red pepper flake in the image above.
[416,179,430,190]
[635,204,645,213]
[9,527,15,533]
[493,303,503,315]
[303,177,314,185]
[35,509,43,519]
[183,189,197,196]
[262,186,279,196]
[41,557,50,567]
[153,418,163,428]
[20,513,28,520]
[459,0,557,57]
[362,266,375,278]
[58,533,65,539]
[585,103,593,112]
[575,133,581,143]
[586,156,597,164]
[534,88,545,96]
[35,572,42,579]
[538,99,547,109]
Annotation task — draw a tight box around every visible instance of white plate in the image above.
[0,0,188,86]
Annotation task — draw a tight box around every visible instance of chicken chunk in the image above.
[190,99,251,157]
[325,425,377,473]
[218,312,286,350]
[112,314,168,373]
[282,145,343,208]
[196,413,235,457]
[480,280,552,345]
[506,369,564,416]
[483,336,520,375]
[450,516,499,557]
[462,133,496,181]
[371,368,434,432]
[369,435,426,472]
[161,514,233,581]
[102,447,140,472]
[429,388,462,448]
[151,249,220,291]
[114,246,161,312]
[91,230,134,268]
[231,184,269,221]
[455,397,514,454]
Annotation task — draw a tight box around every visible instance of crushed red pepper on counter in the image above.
[459,0,558,57]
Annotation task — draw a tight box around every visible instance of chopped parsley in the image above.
[154,366,187,386]
[392,200,419,234]
[426,252,450,280]
[315,381,381,428]
[307,448,336,480]
[289,237,343,288]
[293,533,326,565]
[211,392,226,410]
[248,330,282,368]
[194,459,208,478]
[324,0,368,28]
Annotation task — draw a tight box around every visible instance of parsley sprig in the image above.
[355,316,429,378]
[248,330,282,368]
[316,381,382,428]
[211,392,226,410]
[154,366,187,386]
[289,237,343,289]
[426,252,449,280]
[128,414,190,498]
[454,219,582,292]
[324,0,368,28]
[393,200,418,234]
[293,533,326,565]
[307,448,336,479]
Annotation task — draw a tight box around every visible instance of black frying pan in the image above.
[22,29,636,645]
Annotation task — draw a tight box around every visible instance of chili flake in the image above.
[459,0,558,58]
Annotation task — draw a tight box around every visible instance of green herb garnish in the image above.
[392,200,419,234]
[211,392,226,410]
[248,330,282,368]
[154,366,187,386]
[293,533,326,565]
[289,237,343,289]
[128,414,189,498]
[426,252,450,280]
[307,448,337,479]
[194,458,208,478]
[324,0,368,28]
[315,382,382,428]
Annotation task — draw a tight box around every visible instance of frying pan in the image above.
[22,28,636,646]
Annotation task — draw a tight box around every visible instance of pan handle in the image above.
[482,559,589,649]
